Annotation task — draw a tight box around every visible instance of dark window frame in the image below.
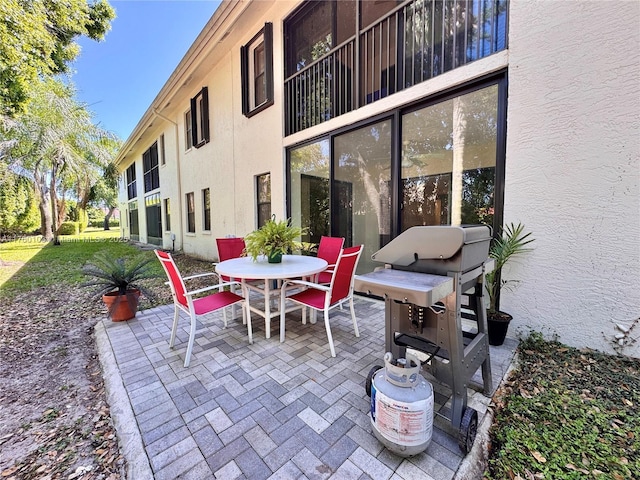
[143,142,160,193]
[190,86,210,148]
[126,164,137,200]
[241,23,274,118]
[186,192,196,233]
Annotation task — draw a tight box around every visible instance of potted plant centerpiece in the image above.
[244,216,303,263]
[485,222,535,345]
[82,252,158,321]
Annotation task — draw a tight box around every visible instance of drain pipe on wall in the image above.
[153,108,184,252]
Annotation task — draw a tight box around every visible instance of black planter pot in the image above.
[487,311,513,346]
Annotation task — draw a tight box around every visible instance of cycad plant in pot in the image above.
[244,216,303,263]
[82,252,158,321]
[485,222,535,345]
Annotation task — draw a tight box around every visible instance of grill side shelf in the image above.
[354,269,454,307]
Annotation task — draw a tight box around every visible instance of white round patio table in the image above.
[215,255,327,339]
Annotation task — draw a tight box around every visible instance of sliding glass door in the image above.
[333,119,392,274]
[287,79,504,274]
[289,139,331,244]
[401,84,498,229]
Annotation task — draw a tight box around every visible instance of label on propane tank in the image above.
[373,390,433,446]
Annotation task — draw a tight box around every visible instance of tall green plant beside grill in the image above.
[485,222,535,345]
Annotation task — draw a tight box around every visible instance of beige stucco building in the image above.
[115,0,640,357]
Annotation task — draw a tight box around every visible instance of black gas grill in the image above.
[355,225,493,453]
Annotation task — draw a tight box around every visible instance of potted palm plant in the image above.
[244,216,303,263]
[82,252,158,321]
[485,222,535,345]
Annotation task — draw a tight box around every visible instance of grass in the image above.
[487,332,640,479]
[0,228,165,300]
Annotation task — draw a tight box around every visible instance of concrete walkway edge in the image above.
[94,321,154,480]
[453,352,519,480]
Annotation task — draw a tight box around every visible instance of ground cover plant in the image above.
[486,332,640,479]
[0,230,212,479]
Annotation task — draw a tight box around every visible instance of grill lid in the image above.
[371,225,491,267]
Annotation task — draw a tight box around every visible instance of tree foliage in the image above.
[0,78,117,240]
[0,165,39,235]
[0,0,115,116]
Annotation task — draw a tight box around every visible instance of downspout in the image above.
[153,108,183,251]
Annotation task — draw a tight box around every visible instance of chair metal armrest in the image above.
[281,279,331,293]
[184,279,242,298]
[183,272,219,281]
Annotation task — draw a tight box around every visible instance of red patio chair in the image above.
[215,237,247,282]
[279,245,363,357]
[315,236,344,284]
[155,250,252,367]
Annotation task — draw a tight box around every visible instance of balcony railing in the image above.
[285,0,508,135]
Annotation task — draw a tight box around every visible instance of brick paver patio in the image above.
[96,296,517,479]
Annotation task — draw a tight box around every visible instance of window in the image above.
[202,188,211,231]
[186,192,195,233]
[284,2,355,77]
[288,141,330,244]
[143,142,159,192]
[164,198,171,231]
[283,0,508,135]
[126,164,136,200]
[129,201,139,240]
[256,173,271,228]
[401,85,500,229]
[287,78,506,275]
[160,134,166,165]
[241,23,274,117]
[185,110,193,150]
[145,193,162,245]
[190,87,210,148]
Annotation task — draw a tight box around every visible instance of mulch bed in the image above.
[0,253,212,479]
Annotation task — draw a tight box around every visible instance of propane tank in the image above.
[369,352,434,457]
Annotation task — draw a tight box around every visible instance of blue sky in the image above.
[72,0,222,141]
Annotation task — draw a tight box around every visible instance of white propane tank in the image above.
[369,352,434,457]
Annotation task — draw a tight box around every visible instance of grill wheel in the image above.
[365,365,383,397]
[458,407,478,454]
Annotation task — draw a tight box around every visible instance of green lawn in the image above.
[0,228,164,300]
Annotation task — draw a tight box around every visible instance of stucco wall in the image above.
[504,1,640,355]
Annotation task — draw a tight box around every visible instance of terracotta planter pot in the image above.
[487,310,513,346]
[102,289,140,322]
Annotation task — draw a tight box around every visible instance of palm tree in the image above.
[1,78,116,241]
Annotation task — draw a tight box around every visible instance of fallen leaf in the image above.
[532,451,546,463]
[1,466,19,477]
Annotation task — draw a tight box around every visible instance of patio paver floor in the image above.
[96,296,517,479]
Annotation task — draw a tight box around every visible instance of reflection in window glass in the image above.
[256,173,271,228]
[333,120,392,274]
[401,84,498,230]
[289,140,330,243]
[202,188,211,231]
[164,198,170,231]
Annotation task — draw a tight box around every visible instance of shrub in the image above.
[58,222,80,236]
